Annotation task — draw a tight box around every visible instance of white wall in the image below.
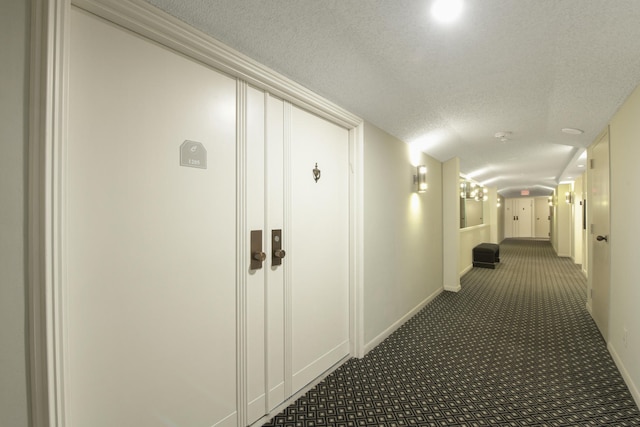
[443,158,460,291]
[0,0,30,426]
[572,175,585,266]
[487,187,498,243]
[555,183,572,257]
[497,195,505,242]
[363,122,443,351]
[608,83,640,407]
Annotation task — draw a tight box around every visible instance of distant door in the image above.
[504,200,515,238]
[68,8,237,426]
[504,198,534,238]
[591,130,611,340]
[516,198,533,237]
[534,197,551,238]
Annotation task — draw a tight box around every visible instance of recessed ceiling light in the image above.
[577,164,585,168]
[562,128,584,135]
[431,0,463,23]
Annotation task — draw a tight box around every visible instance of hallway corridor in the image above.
[263,239,640,426]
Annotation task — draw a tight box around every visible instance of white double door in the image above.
[505,198,533,238]
[66,8,349,427]
[243,87,351,424]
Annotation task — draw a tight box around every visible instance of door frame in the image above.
[587,127,611,339]
[28,1,365,425]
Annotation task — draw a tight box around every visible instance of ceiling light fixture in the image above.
[562,128,584,135]
[431,0,463,23]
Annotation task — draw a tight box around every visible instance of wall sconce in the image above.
[475,187,488,202]
[565,192,573,204]
[414,165,428,193]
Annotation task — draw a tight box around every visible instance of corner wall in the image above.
[608,83,640,407]
[362,122,443,351]
[0,0,30,426]
[555,183,572,257]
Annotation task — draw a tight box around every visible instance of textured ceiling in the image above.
[145,0,640,197]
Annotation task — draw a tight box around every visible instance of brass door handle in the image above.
[274,249,286,259]
[252,251,267,261]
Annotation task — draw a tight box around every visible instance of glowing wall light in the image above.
[414,165,428,193]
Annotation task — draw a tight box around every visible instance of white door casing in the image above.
[33,1,363,426]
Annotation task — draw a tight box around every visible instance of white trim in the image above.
[444,284,462,293]
[459,264,473,277]
[608,343,640,409]
[73,0,360,130]
[28,1,53,425]
[351,123,366,359]
[235,80,249,427]
[36,1,364,425]
[363,287,444,355]
[249,354,350,427]
[29,0,73,425]
[282,101,293,401]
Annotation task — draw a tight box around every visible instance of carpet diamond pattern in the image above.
[263,239,640,426]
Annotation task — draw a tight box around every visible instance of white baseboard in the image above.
[585,301,592,315]
[444,284,462,292]
[608,343,640,409]
[363,287,444,355]
[459,264,473,277]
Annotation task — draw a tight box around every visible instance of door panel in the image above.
[290,106,350,392]
[246,85,267,423]
[266,95,286,410]
[517,198,533,237]
[534,197,551,238]
[68,8,237,426]
[591,130,611,340]
[504,200,514,238]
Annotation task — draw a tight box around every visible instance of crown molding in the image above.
[74,0,362,130]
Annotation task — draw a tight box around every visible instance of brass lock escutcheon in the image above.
[250,230,266,270]
[272,229,286,266]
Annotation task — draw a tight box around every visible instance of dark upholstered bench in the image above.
[473,243,500,269]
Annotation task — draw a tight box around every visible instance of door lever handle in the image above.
[252,251,267,261]
[596,235,608,242]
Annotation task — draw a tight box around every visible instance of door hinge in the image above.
[590,159,595,169]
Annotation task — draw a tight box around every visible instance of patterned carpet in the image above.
[263,239,640,426]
